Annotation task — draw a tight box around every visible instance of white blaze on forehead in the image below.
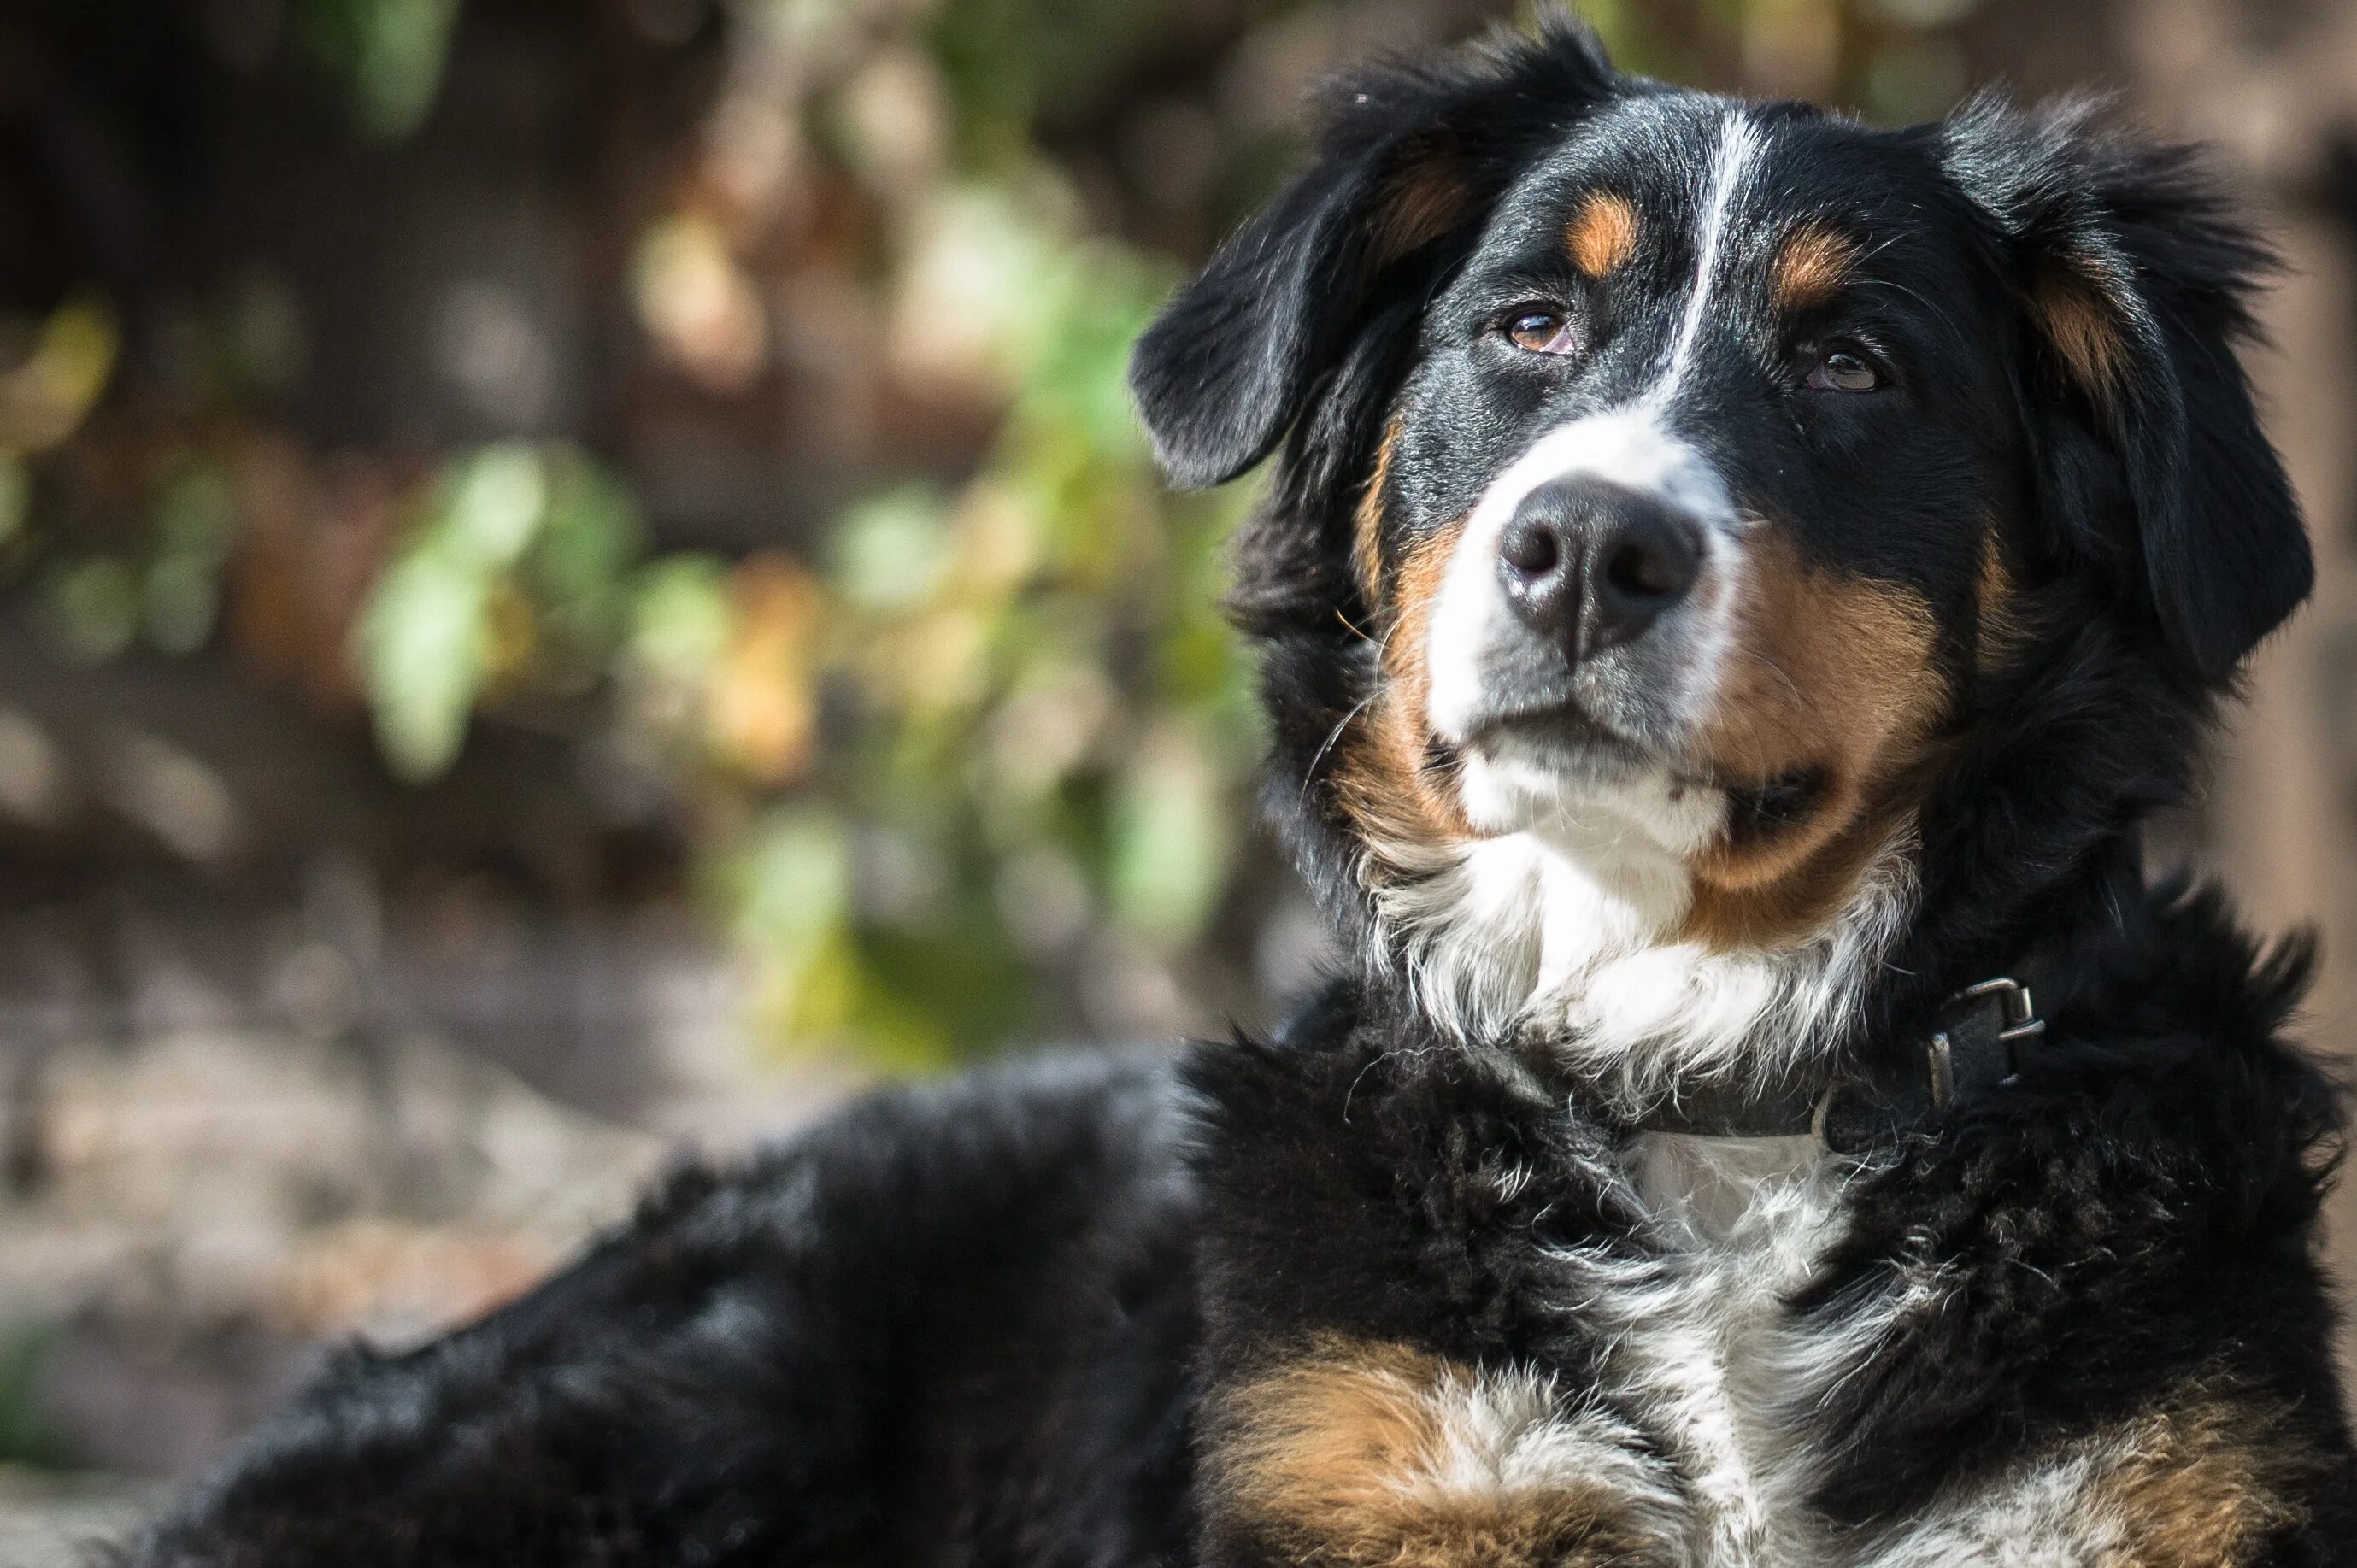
[1660,110,1766,404]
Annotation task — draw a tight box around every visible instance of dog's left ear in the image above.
[1943,96,2312,680]
[1130,15,1620,490]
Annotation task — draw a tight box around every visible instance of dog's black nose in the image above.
[1496,478,1703,656]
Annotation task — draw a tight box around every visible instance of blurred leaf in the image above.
[889,185,1068,391]
[144,555,222,656]
[0,1324,62,1469]
[858,916,1032,1068]
[441,443,547,569]
[0,295,119,455]
[1105,721,1230,949]
[722,807,870,1049]
[155,468,238,561]
[832,485,951,614]
[528,454,645,653]
[627,555,733,689]
[710,555,822,784]
[632,215,767,391]
[297,0,463,139]
[41,557,141,665]
[929,0,1171,167]
[730,807,853,957]
[144,468,240,655]
[356,545,490,782]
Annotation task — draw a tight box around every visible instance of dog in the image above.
[123,15,2356,1565]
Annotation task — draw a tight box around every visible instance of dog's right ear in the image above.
[1129,15,1620,490]
[1943,95,2311,681]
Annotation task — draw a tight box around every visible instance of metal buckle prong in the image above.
[1949,975,2046,1081]
[1926,1031,1956,1110]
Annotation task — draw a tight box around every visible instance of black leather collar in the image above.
[1634,975,2048,1155]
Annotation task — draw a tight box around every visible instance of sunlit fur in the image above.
[1363,813,1919,1108]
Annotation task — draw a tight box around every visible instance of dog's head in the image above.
[1131,18,2310,1097]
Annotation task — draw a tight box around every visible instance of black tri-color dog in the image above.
[126,16,2357,1566]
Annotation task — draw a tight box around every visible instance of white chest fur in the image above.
[1367,816,1915,1118]
[1569,1136,2108,1567]
[1608,1132,1858,1566]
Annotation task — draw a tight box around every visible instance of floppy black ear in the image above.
[1943,95,2312,680]
[1129,15,1620,490]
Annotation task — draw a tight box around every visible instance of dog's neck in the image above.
[1359,813,2137,1125]
[1362,819,1915,1118]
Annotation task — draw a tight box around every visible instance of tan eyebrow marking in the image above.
[1772,221,1860,312]
[1565,192,1640,277]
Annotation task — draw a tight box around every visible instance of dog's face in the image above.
[1132,21,2310,1085]
[1375,98,2008,951]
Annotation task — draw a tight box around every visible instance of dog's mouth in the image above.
[1461,698,1649,766]
[1456,697,1826,838]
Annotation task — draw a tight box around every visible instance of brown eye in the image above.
[1807,347,1884,393]
[1505,309,1576,355]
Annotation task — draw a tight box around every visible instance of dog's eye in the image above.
[1807,346,1884,393]
[1504,309,1576,355]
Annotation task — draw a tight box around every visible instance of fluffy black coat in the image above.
[121,15,2355,1565]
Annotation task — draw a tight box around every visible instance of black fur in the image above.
[1129,22,1619,492]
[121,16,2354,1565]
[125,1054,1202,1567]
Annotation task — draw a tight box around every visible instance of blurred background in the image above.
[2,0,2355,1554]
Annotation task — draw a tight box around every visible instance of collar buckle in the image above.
[1927,976,2045,1110]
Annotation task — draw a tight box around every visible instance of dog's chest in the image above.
[1467,1136,2119,1566]
[1207,1131,1877,1566]
[1599,1132,1856,1565]
[1194,1048,2225,1567]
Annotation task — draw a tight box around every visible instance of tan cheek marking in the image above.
[1354,420,1404,608]
[2090,1396,2319,1567]
[2029,263,2128,411]
[1566,192,1640,278]
[1771,221,1857,313]
[1207,1341,1674,1568]
[1683,806,1908,953]
[1682,531,1947,949]
[1331,518,1475,849]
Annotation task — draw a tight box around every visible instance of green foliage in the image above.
[323,165,1255,1063]
[294,0,463,139]
[0,1324,62,1470]
[357,444,647,781]
[146,470,238,656]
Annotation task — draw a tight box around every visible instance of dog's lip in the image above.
[1458,699,1655,765]
[1461,702,1810,801]
[1451,702,1819,806]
